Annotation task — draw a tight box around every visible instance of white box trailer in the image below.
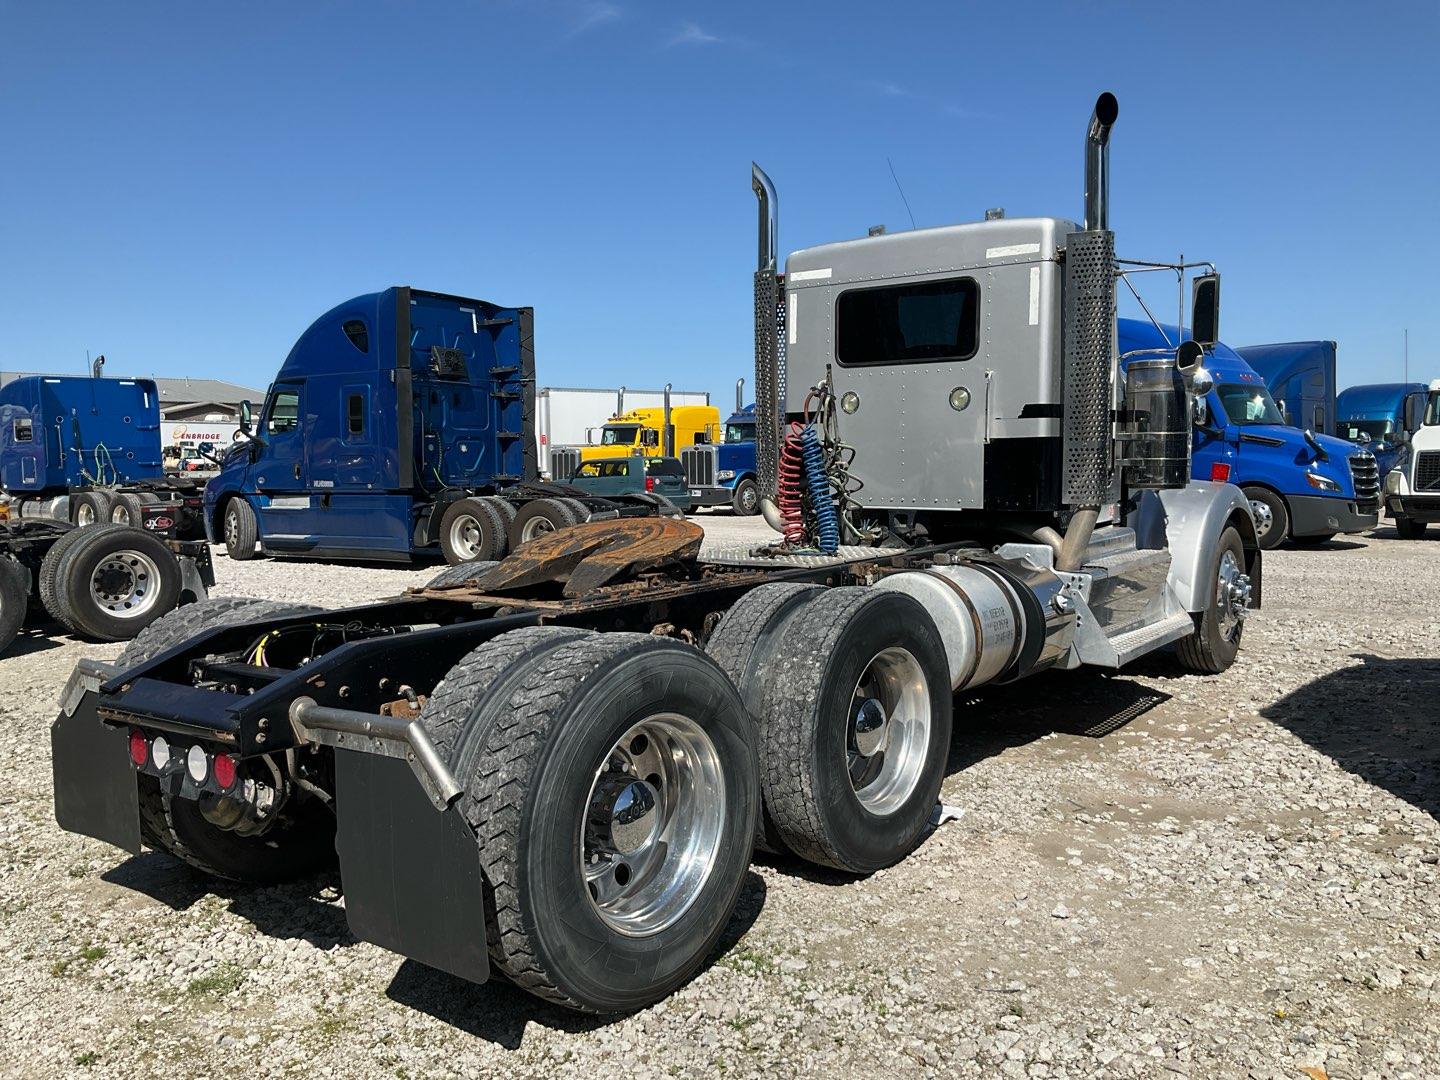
[536,386,711,477]
[161,420,242,450]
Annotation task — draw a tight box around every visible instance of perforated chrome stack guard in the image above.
[1061,228,1117,507]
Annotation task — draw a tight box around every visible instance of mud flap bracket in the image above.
[333,748,490,986]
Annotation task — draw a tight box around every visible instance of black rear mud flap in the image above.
[51,691,142,855]
[333,749,490,986]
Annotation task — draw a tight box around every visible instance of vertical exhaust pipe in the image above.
[736,377,745,415]
[616,385,626,417]
[1059,92,1120,572]
[92,354,105,378]
[662,382,673,456]
[752,163,785,532]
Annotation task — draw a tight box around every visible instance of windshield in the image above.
[1217,383,1285,426]
[724,422,755,444]
[1427,392,1440,426]
[1338,418,1393,443]
[600,425,638,446]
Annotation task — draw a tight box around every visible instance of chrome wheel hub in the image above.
[1248,499,1273,537]
[76,503,96,526]
[448,514,482,560]
[90,550,161,619]
[583,713,724,936]
[521,516,556,543]
[847,647,931,816]
[1216,549,1251,642]
[225,507,238,544]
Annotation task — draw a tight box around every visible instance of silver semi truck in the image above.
[52,93,1257,1014]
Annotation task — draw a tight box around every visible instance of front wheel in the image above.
[223,498,259,560]
[730,477,759,516]
[1396,516,1428,540]
[1175,525,1250,674]
[1242,487,1288,550]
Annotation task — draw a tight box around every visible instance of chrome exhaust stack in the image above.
[735,377,745,415]
[1059,92,1120,572]
[752,163,786,532]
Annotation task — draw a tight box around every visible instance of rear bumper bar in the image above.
[686,484,733,507]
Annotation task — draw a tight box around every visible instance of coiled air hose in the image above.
[777,424,807,546]
[801,425,839,553]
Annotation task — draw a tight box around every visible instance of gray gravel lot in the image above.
[1,513,1437,1078]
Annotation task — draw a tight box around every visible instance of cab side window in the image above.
[267,389,300,435]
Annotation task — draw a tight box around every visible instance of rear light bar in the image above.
[127,729,239,793]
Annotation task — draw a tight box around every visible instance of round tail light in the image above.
[128,729,148,767]
[151,736,171,770]
[186,745,208,783]
[212,753,237,790]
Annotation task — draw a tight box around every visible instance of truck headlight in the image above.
[1384,469,1403,495]
[1305,472,1340,493]
[717,470,735,481]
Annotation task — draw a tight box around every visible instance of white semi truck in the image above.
[1383,379,1440,538]
[53,93,1259,1014]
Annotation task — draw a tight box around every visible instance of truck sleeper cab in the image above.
[52,93,1260,1017]
[682,401,759,515]
[1337,382,1427,479]
[1119,320,1377,549]
[1384,379,1440,538]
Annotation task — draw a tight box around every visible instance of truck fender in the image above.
[1131,481,1262,612]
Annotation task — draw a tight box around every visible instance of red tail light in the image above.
[212,753,237,790]
[1210,462,1232,483]
[128,729,148,767]
[644,476,656,492]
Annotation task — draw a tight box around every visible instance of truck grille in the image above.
[550,446,581,481]
[682,445,716,487]
[1348,451,1379,511]
[1416,450,1440,492]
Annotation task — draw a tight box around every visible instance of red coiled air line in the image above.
[777,421,807,545]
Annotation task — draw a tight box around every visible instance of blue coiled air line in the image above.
[800,425,839,553]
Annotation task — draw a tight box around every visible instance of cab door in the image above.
[253,381,316,542]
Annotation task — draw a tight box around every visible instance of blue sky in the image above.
[1,1,1436,401]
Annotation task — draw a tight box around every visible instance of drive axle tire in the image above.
[109,492,146,526]
[730,477,759,516]
[1242,486,1287,550]
[440,498,508,564]
[755,587,952,874]
[705,582,824,854]
[53,526,182,641]
[450,634,758,1013]
[38,523,104,630]
[508,497,583,549]
[426,559,499,590]
[0,558,28,656]
[1175,525,1248,675]
[223,497,259,561]
[1396,516,1427,540]
[71,490,113,527]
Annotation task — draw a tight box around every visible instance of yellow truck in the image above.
[577,404,721,464]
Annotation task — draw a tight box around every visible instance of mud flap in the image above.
[333,748,490,986]
[51,693,142,855]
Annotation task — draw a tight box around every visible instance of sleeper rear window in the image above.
[836,277,980,366]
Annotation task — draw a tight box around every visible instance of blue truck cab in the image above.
[1334,382,1427,478]
[1119,319,1378,548]
[205,286,536,562]
[680,403,759,515]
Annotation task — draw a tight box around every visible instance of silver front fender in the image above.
[1131,481,1261,613]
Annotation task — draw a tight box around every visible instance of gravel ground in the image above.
[1,513,1437,1079]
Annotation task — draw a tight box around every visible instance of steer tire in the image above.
[1242,486,1288,550]
[1395,516,1427,540]
[454,634,758,1012]
[223,497,259,561]
[755,586,952,874]
[439,497,508,564]
[119,598,331,876]
[508,497,582,549]
[1175,526,1247,675]
[53,526,182,642]
[730,478,759,516]
[38,523,107,630]
[704,582,824,854]
[70,490,114,527]
[109,492,146,526]
[426,559,499,590]
[0,557,29,656]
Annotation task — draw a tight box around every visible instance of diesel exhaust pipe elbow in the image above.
[1083,92,1119,232]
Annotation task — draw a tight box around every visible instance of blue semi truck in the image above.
[680,381,759,515]
[1334,382,1427,477]
[204,286,666,564]
[1237,340,1336,436]
[1120,319,1378,548]
[0,369,208,534]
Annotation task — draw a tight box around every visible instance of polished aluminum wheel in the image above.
[111,504,132,525]
[90,549,162,619]
[846,647,932,816]
[447,513,483,560]
[520,515,557,543]
[583,713,724,936]
[1248,498,1273,539]
[224,505,239,546]
[75,502,97,526]
[1215,549,1251,643]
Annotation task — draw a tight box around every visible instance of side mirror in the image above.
[1403,391,1425,433]
[239,400,253,434]
[1191,273,1221,347]
[1193,396,1210,428]
[693,431,711,445]
[1279,401,1293,426]
[641,429,659,448]
[1395,429,1411,446]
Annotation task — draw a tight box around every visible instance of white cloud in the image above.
[666,20,721,47]
[567,1,622,37]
